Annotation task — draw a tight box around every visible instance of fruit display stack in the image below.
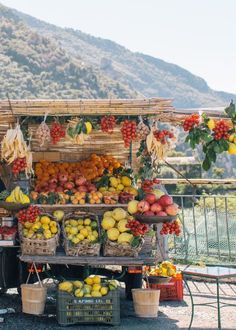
[101,208,148,257]
[63,213,101,256]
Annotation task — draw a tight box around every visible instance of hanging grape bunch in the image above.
[50,121,65,144]
[213,120,230,141]
[36,121,50,147]
[153,129,174,144]
[136,121,150,141]
[101,115,116,134]
[121,120,137,148]
[160,220,181,236]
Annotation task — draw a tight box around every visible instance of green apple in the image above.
[152,189,165,199]
[53,210,64,221]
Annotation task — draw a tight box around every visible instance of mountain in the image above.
[0,4,136,99]
[0,3,235,107]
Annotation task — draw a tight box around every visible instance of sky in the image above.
[1,0,236,94]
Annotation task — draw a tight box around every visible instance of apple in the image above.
[144,210,155,216]
[49,177,58,185]
[165,203,179,216]
[75,176,87,186]
[137,200,150,213]
[145,193,157,205]
[156,211,167,216]
[87,184,97,192]
[158,195,173,207]
[59,174,68,183]
[150,202,163,213]
[64,182,75,190]
[49,183,57,189]
[53,210,65,221]
[56,186,64,192]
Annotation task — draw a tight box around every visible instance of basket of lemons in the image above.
[57,275,120,326]
[101,208,148,257]
[19,213,60,255]
[63,212,100,256]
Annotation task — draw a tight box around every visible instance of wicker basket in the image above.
[103,237,143,257]
[19,213,60,256]
[63,212,101,256]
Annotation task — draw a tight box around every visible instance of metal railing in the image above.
[169,195,236,264]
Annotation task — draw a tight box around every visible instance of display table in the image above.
[183,266,236,330]
[19,252,156,266]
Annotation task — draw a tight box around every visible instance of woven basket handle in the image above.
[26,262,43,287]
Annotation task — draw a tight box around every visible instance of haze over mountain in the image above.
[0,3,235,107]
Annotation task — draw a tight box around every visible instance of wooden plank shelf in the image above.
[36,204,128,208]
[19,252,156,266]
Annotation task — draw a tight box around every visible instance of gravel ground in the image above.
[0,282,236,330]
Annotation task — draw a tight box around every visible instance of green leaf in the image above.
[67,127,75,138]
[219,139,229,151]
[130,236,141,248]
[202,156,211,171]
[75,122,82,134]
[207,149,216,163]
[224,101,236,119]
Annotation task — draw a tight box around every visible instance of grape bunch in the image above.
[50,122,65,144]
[160,220,181,236]
[17,205,41,224]
[142,178,160,193]
[126,219,149,236]
[213,120,230,140]
[183,114,200,131]
[121,120,137,147]
[12,157,27,176]
[136,122,150,140]
[153,129,174,144]
[101,115,116,134]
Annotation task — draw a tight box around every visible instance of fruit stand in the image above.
[0,97,186,323]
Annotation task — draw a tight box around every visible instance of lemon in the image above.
[112,208,127,221]
[72,237,80,244]
[32,222,41,232]
[50,220,57,227]
[91,291,102,297]
[101,217,115,230]
[70,227,78,235]
[83,284,92,294]
[103,211,113,218]
[40,216,51,225]
[77,225,84,231]
[84,218,91,226]
[85,277,94,285]
[59,281,73,293]
[100,287,109,296]
[85,226,92,232]
[93,275,101,284]
[116,184,124,191]
[50,226,58,234]
[27,230,34,239]
[117,232,133,244]
[228,142,236,155]
[92,284,101,291]
[74,288,84,297]
[77,233,85,240]
[80,228,88,237]
[207,119,215,130]
[65,226,71,233]
[77,219,84,225]
[44,230,52,239]
[92,230,99,238]
[229,134,235,142]
[107,228,120,241]
[68,234,74,241]
[73,280,83,288]
[24,221,32,229]
[88,234,96,242]
[109,177,118,188]
[42,224,49,230]
[121,176,132,187]
[117,219,128,233]
[65,220,70,226]
[69,219,78,226]
[84,294,92,297]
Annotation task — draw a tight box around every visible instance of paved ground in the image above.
[0,282,236,330]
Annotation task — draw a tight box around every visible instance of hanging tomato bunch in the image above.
[101,115,116,134]
[184,101,236,171]
[121,120,137,148]
[50,121,66,144]
[153,129,174,144]
[12,157,27,176]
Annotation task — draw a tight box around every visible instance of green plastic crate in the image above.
[56,289,120,326]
